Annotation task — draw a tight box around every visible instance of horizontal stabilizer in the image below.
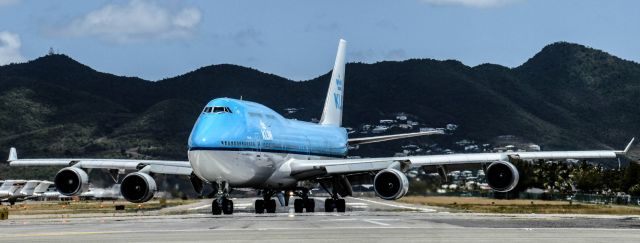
[348,130,444,146]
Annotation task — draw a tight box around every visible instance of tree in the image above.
[573,161,603,193]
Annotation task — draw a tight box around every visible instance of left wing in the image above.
[348,130,444,145]
[289,138,634,179]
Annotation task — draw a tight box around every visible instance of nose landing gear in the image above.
[211,181,233,215]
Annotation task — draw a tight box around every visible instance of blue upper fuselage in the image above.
[188,98,348,158]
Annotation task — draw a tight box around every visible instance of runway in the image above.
[2,197,640,242]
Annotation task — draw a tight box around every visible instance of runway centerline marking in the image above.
[351,197,436,212]
[361,219,390,226]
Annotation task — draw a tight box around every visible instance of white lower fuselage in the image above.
[188,150,332,189]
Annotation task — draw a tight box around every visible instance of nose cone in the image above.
[189,115,222,149]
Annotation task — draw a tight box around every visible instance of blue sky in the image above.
[0,0,638,81]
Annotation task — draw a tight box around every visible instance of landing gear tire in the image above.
[266,199,277,213]
[255,199,265,214]
[336,199,346,212]
[212,200,222,215]
[294,199,304,213]
[305,198,315,212]
[222,198,234,215]
[324,198,335,212]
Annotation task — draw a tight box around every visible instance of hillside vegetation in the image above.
[1,42,639,180]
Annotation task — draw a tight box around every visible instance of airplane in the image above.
[29,180,55,200]
[7,39,634,214]
[0,179,26,205]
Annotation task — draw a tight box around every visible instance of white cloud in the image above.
[0,31,25,65]
[62,0,202,43]
[0,0,19,7]
[420,0,521,8]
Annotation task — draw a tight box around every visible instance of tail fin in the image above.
[8,147,17,161]
[319,39,347,127]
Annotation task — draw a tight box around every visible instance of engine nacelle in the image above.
[486,161,520,192]
[120,172,157,203]
[374,168,409,200]
[54,167,89,196]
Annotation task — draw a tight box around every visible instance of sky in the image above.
[0,0,638,81]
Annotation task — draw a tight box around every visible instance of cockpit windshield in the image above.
[203,106,232,114]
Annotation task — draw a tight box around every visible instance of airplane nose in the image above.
[189,130,210,148]
[189,117,217,148]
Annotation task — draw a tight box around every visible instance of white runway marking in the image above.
[233,203,252,207]
[188,205,210,211]
[361,219,390,226]
[351,197,436,212]
[189,203,252,211]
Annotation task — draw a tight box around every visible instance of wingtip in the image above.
[622,137,636,154]
[624,137,635,154]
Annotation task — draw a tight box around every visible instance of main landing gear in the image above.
[254,190,277,214]
[254,189,315,214]
[292,188,315,213]
[211,181,234,215]
[320,181,346,213]
[324,198,346,212]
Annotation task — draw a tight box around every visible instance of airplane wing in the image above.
[289,138,635,179]
[348,130,444,145]
[7,147,192,175]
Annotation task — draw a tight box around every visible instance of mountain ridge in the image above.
[0,41,638,168]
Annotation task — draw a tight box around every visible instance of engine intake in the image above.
[120,172,157,203]
[374,168,409,200]
[486,161,519,192]
[54,167,89,196]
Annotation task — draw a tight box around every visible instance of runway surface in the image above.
[2,197,640,242]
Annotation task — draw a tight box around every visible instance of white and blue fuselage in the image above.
[188,98,348,189]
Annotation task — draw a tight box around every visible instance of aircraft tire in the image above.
[255,199,264,214]
[222,198,234,215]
[336,199,346,212]
[294,199,304,213]
[266,199,276,213]
[212,200,222,215]
[324,198,335,212]
[305,198,315,212]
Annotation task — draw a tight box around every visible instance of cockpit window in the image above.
[203,106,232,114]
[213,106,232,113]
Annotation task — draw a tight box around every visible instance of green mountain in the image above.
[1,42,639,180]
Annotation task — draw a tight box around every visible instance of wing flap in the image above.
[147,164,193,175]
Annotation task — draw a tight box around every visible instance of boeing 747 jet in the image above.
[8,39,634,214]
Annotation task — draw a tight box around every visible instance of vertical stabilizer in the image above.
[320,39,347,126]
[8,147,17,161]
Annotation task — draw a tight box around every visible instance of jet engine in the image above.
[54,167,89,196]
[373,168,409,200]
[486,161,520,192]
[120,172,157,203]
